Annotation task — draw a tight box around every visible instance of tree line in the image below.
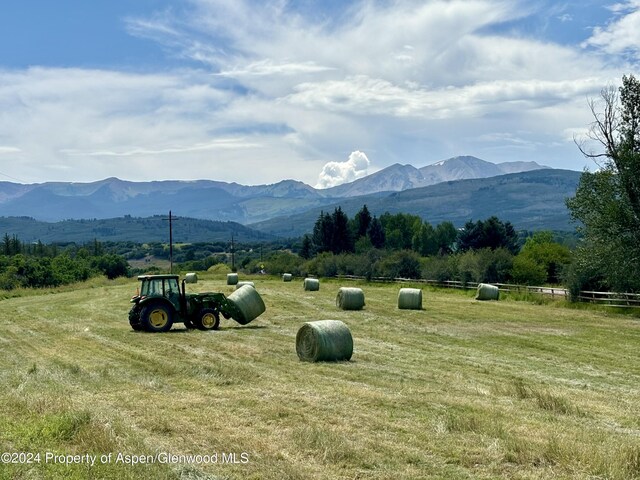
[255,207,570,287]
[300,205,520,259]
[0,235,129,290]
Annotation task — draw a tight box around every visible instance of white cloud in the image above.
[217,60,334,77]
[287,75,606,119]
[0,146,21,154]
[316,150,370,188]
[584,1,640,57]
[61,138,260,157]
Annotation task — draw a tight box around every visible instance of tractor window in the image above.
[141,279,162,296]
[165,279,179,296]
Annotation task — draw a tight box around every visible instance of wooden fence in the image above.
[335,275,640,308]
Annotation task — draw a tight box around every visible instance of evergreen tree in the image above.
[2,233,11,256]
[353,204,372,238]
[368,216,385,249]
[312,211,333,253]
[331,207,354,254]
[300,234,313,259]
[93,238,103,256]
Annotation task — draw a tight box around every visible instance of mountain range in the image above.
[0,156,581,241]
[322,156,548,197]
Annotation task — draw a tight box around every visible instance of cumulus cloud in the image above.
[316,151,370,189]
[584,1,640,57]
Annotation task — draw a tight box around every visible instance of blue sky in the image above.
[0,0,638,187]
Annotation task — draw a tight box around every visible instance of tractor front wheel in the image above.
[129,307,144,331]
[195,308,220,331]
[129,318,144,331]
[140,302,174,332]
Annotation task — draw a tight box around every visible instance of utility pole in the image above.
[230,233,236,272]
[163,210,174,274]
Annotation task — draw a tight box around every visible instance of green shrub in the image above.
[511,255,547,286]
[376,250,422,279]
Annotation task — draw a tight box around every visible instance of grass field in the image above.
[1,275,639,479]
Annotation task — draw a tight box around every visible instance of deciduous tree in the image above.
[567,74,640,293]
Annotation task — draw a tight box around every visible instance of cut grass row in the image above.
[0,275,639,479]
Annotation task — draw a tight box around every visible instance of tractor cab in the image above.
[140,274,179,296]
[135,273,198,311]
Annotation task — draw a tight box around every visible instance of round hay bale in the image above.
[235,281,255,290]
[303,278,320,291]
[282,273,293,282]
[296,320,353,362]
[336,287,365,310]
[226,273,239,285]
[226,284,266,325]
[476,283,500,301]
[398,288,422,310]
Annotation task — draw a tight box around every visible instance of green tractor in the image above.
[128,273,263,332]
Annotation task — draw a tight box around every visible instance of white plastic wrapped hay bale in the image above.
[282,273,293,282]
[296,320,353,362]
[235,281,255,290]
[476,283,500,301]
[226,273,239,285]
[226,284,266,325]
[336,287,365,310]
[398,288,423,310]
[303,278,320,291]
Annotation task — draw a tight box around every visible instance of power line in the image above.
[0,170,26,183]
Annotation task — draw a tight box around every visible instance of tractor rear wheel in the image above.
[140,302,174,332]
[195,308,220,331]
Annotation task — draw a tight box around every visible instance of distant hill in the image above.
[250,169,582,237]
[0,216,275,244]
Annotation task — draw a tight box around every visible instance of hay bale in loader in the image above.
[225,284,266,325]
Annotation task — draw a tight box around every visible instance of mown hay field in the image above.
[1,275,639,479]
